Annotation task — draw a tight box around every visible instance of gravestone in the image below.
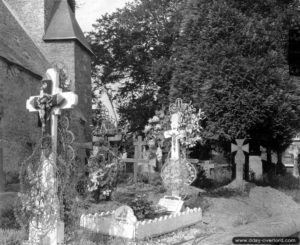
[25,68,78,245]
[249,156,263,180]
[109,205,137,239]
[231,139,249,186]
[288,145,300,178]
[160,99,197,212]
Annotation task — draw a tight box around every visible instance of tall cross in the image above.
[164,112,183,160]
[26,68,78,245]
[231,139,249,182]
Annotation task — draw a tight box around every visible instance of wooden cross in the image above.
[231,139,249,182]
[122,136,147,183]
[26,68,78,245]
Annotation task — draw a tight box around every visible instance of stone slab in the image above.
[249,156,263,180]
[158,195,183,213]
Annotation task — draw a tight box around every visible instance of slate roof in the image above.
[43,0,93,55]
[0,0,50,77]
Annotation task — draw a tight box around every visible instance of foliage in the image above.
[88,0,183,133]
[89,0,300,154]
[169,0,300,152]
[87,144,125,202]
[144,100,205,148]
[254,171,300,190]
[124,194,163,220]
[0,206,21,230]
[16,115,86,240]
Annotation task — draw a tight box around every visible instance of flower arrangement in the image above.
[144,99,205,148]
[87,146,124,201]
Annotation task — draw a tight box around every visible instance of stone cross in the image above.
[25,68,78,245]
[288,144,300,178]
[231,139,249,183]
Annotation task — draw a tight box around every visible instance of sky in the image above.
[76,0,129,32]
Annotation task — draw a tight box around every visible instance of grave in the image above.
[249,155,263,181]
[229,139,249,188]
[80,99,203,240]
[23,68,78,245]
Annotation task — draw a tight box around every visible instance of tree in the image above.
[169,0,300,153]
[87,0,183,133]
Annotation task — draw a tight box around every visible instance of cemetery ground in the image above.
[0,168,300,245]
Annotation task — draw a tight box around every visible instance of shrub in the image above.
[254,171,300,190]
[124,194,157,220]
[0,206,20,230]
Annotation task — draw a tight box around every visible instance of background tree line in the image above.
[87,0,300,159]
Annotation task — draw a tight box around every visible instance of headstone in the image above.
[260,146,267,161]
[249,156,263,180]
[158,195,183,213]
[109,205,137,239]
[25,68,78,245]
[288,145,300,178]
[231,139,249,184]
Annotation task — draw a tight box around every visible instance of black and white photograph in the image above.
[0,0,300,244]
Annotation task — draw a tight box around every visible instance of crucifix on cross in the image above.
[25,68,78,245]
[164,112,185,160]
[231,139,249,183]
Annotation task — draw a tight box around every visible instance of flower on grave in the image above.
[151,116,160,122]
[102,189,112,196]
[155,124,162,130]
[144,125,152,133]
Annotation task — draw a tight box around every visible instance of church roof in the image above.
[43,0,93,55]
[0,0,50,77]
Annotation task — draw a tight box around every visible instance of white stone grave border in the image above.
[80,207,202,240]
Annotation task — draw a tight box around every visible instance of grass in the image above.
[0,229,25,245]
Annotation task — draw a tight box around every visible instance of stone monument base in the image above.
[23,220,64,245]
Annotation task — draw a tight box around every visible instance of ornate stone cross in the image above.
[161,99,197,198]
[25,68,78,245]
[231,139,249,183]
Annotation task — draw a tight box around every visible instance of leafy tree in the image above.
[169,0,300,153]
[87,0,183,133]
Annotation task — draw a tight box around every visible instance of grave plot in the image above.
[80,99,205,241]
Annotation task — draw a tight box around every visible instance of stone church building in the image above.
[0,0,93,192]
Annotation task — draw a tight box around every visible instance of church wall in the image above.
[5,0,59,49]
[75,43,92,137]
[5,0,45,49]
[0,59,40,178]
[43,41,76,85]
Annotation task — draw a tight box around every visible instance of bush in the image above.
[124,194,157,220]
[0,206,20,230]
[254,171,300,190]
